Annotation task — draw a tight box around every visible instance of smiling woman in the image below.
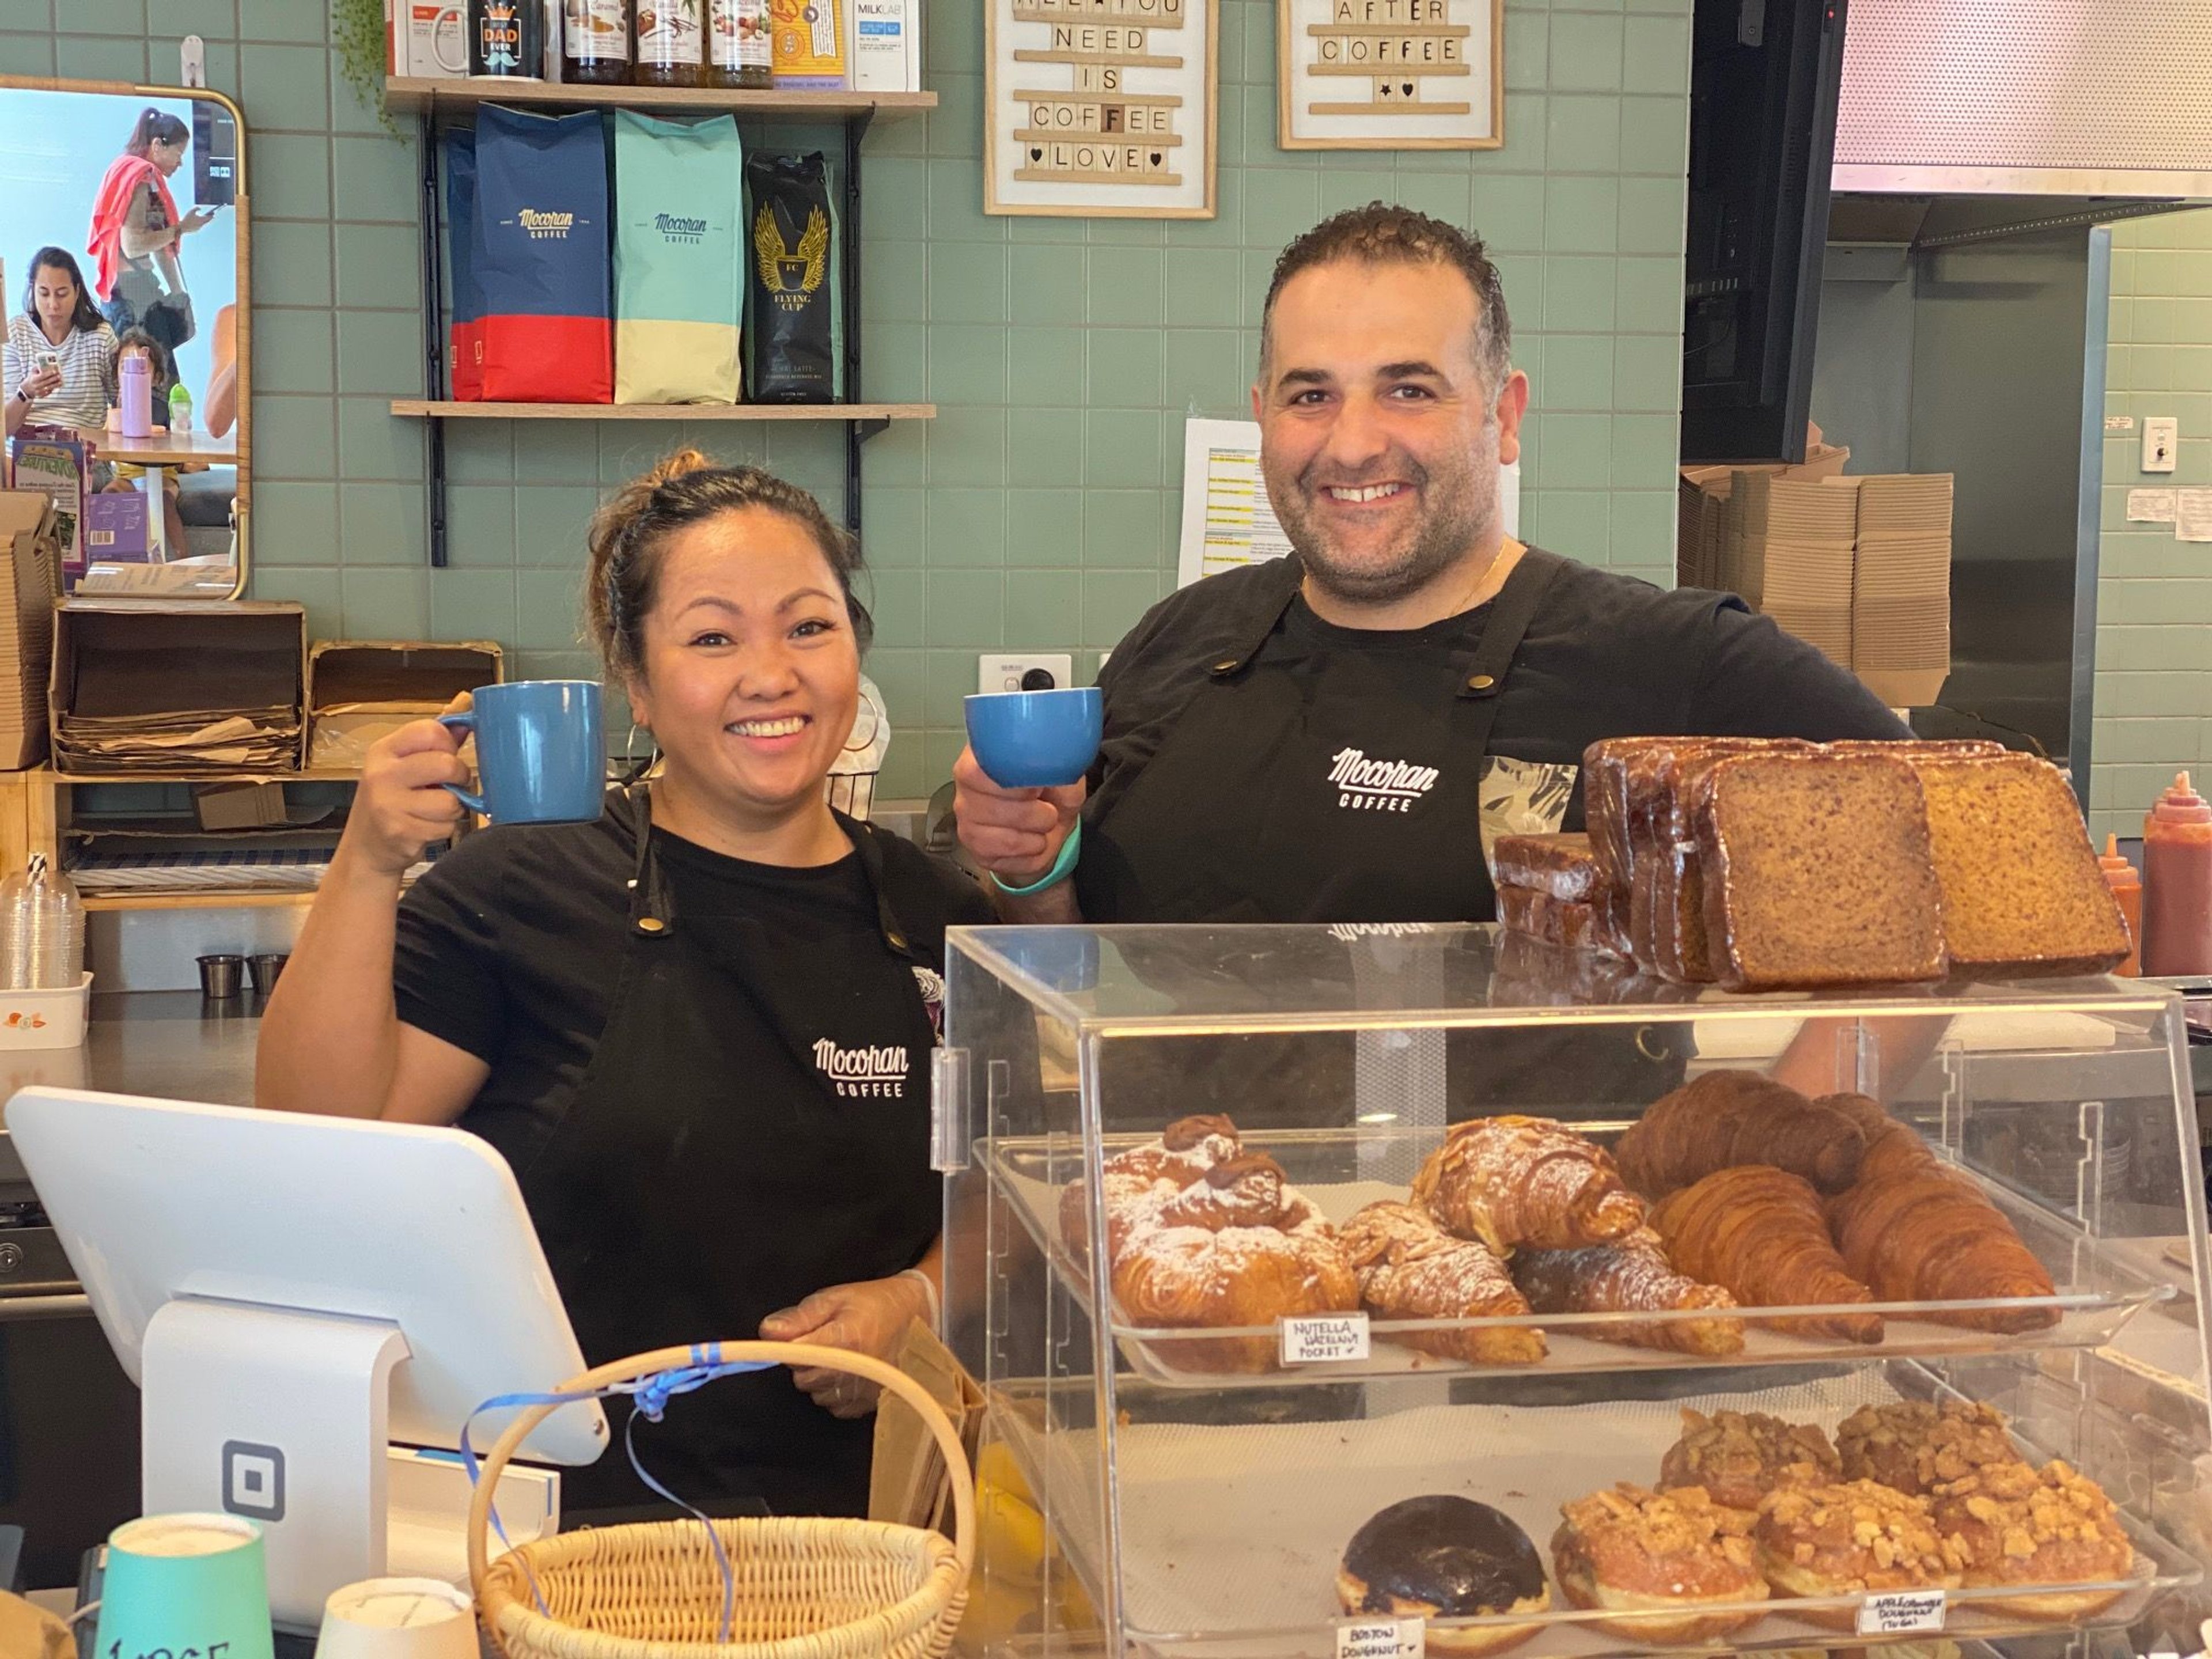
[256,452,994,1523]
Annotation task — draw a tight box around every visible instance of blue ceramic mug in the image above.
[964,687,1103,789]
[439,680,604,824]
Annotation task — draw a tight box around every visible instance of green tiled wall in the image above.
[2094,208,2212,842]
[2,0,1691,800]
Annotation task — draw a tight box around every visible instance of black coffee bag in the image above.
[745,152,844,403]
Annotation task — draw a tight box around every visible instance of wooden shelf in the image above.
[384,77,935,120]
[390,400,935,422]
[82,890,316,913]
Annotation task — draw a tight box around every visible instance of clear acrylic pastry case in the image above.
[933,923,2212,1658]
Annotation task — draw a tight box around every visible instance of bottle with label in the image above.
[706,0,772,88]
[2099,834,2142,977]
[563,0,631,82]
[634,0,703,85]
[2141,771,2212,977]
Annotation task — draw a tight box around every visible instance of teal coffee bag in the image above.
[613,110,744,404]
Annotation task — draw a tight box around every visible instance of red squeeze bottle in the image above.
[2141,771,2212,978]
[2099,835,2142,976]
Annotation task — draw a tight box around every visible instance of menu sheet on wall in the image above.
[986,0,1218,217]
[1277,0,1502,150]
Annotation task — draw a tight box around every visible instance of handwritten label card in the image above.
[1278,0,1500,149]
[1282,1312,1372,1363]
[1855,1589,1946,1637]
[988,0,1216,216]
[1336,1617,1424,1657]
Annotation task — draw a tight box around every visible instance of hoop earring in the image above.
[619,723,662,786]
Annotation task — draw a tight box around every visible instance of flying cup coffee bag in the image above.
[613,110,744,404]
[745,152,844,404]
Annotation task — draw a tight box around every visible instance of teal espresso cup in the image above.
[94,1513,276,1659]
[964,687,1103,789]
[439,680,604,824]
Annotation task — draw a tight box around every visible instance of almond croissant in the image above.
[1648,1165,1883,1344]
[1411,1115,1645,1255]
[1511,1228,1744,1357]
[1340,1200,1546,1366]
[1616,1070,1869,1198]
[1827,1166,2058,1333]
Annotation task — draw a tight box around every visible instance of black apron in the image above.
[1075,548,1682,1120]
[512,787,941,1519]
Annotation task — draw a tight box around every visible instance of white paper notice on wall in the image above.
[2128,488,2178,523]
[1177,418,1291,588]
[2175,488,2212,543]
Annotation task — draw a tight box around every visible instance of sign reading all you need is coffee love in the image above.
[986,0,1218,217]
[1278,0,1502,149]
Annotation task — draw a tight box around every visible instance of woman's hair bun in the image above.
[644,448,715,489]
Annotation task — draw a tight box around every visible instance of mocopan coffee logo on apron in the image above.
[812,1039,910,1097]
[1328,747,1440,813]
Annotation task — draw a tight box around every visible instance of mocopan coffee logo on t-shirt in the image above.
[1328,747,1440,813]
[812,1038,910,1098]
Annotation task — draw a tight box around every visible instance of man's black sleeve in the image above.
[1688,599,1912,741]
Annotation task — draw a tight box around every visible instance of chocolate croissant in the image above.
[1649,1166,1883,1344]
[1412,1116,1645,1256]
[1827,1165,2058,1333]
[1616,1070,1868,1198]
[1340,1201,1546,1366]
[1511,1228,1743,1357]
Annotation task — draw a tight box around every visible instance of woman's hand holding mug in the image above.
[342,694,473,878]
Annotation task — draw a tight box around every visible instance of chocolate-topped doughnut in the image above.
[1336,1496,1550,1656]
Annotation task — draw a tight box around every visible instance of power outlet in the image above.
[2143,416,2179,474]
[978,653,1075,695]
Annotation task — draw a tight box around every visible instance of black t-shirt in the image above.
[1085,548,1909,876]
[394,808,994,1172]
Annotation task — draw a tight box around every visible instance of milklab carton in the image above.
[851,0,917,92]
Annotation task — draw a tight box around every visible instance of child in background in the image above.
[103,328,188,558]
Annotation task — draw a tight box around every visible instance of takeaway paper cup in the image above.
[94,1513,275,1659]
[315,1578,476,1659]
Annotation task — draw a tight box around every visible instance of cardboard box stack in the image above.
[0,492,58,770]
[1676,429,1850,592]
[1728,471,1858,667]
[1847,473,1954,710]
[306,640,502,771]
[50,600,306,773]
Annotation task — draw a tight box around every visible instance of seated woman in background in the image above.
[257,452,992,1521]
[2,247,116,442]
[104,328,190,557]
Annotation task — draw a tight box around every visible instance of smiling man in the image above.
[957,202,1905,927]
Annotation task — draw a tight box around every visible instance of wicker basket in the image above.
[467,1340,974,1659]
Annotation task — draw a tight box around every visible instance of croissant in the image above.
[1616,1070,1868,1198]
[1340,1201,1546,1366]
[1648,1166,1883,1343]
[1411,1116,1645,1255]
[1827,1166,2058,1333]
[1110,1150,1361,1373]
[1511,1228,1744,1357]
[1060,1112,1242,1262]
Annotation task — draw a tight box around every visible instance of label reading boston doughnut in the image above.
[1281,1312,1370,1364]
[1855,1589,1946,1637]
[1335,1618,1423,1658]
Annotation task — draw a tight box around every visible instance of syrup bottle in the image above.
[2099,835,2142,977]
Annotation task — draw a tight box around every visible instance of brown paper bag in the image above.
[869,1318,984,1541]
[0,1593,71,1659]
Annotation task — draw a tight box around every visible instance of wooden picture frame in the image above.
[985,0,1219,218]
[1276,0,1503,151]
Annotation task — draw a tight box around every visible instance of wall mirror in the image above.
[0,75,250,600]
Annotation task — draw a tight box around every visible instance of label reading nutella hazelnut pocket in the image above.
[1281,1313,1370,1365]
[1335,1617,1423,1658]
[1855,1589,1946,1637]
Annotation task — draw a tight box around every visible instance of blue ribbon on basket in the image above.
[461,1343,777,1641]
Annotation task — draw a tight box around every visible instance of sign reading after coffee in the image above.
[987,0,1217,217]
[1277,0,1501,149]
